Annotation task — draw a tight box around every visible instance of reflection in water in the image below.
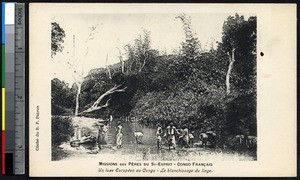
[74,117,202,152]
[127,122,156,145]
[108,120,156,147]
[56,118,256,161]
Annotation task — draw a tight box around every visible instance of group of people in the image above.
[156,122,195,150]
[97,121,194,150]
[74,119,256,153]
[97,121,124,149]
[97,120,217,151]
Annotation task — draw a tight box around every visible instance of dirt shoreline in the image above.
[53,143,256,161]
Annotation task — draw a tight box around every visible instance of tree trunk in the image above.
[74,82,82,116]
[139,58,146,72]
[226,48,236,95]
[121,61,125,73]
[116,47,125,74]
[139,51,148,73]
[106,54,112,79]
[107,66,112,79]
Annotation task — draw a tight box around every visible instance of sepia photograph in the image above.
[29,3,296,177]
[50,13,257,162]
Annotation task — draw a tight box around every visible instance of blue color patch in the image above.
[2,2,5,44]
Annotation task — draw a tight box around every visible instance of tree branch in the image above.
[85,24,99,43]
[65,54,83,83]
[80,98,111,114]
[79,84,127,114]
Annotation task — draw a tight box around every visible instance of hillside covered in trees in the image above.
[52,14,257,148]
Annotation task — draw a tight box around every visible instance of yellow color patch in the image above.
[2,88,5,130]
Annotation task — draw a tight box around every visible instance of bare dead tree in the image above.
[65,24,100,116]
[124,44,136,74]
[80,84,127,114]
[66,47,83,116]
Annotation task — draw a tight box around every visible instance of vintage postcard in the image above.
[29,3,296,177]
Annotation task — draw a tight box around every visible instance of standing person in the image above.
[97,125,104,150]
[156,123,163,151]
[115,121,123,149]
[182,124,190,148]
[102,122,109,144]
[166,122,177,150]
[188,123,194,147]
[188,131,195,147]
[177,125,184,147]
[165,123,171,150]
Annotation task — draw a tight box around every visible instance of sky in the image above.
[51,13,252,85]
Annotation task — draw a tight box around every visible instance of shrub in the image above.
[52,116,74,147]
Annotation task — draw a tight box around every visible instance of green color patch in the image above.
[2,45,4,87]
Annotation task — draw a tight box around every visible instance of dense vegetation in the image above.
[52,116,74,147]
[52,14,257,146]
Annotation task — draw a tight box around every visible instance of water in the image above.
[71,117,157,152]
[104,120,157,155]
[54,117,256,161]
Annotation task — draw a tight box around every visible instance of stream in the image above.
[52,116,256,161]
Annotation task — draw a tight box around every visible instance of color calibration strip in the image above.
[2,2,15,175]
[2,2,25,175]
[1,2,4,174]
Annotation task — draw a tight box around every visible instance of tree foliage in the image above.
[219,14,257,95]
[52,14,257,142]
[219,14,257,136]
[221,14,256,56]
[52,116,74,147]
[176,14,201,60]
[51,22,66,58]
[124,30,158,74]
[51,78,76,115]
